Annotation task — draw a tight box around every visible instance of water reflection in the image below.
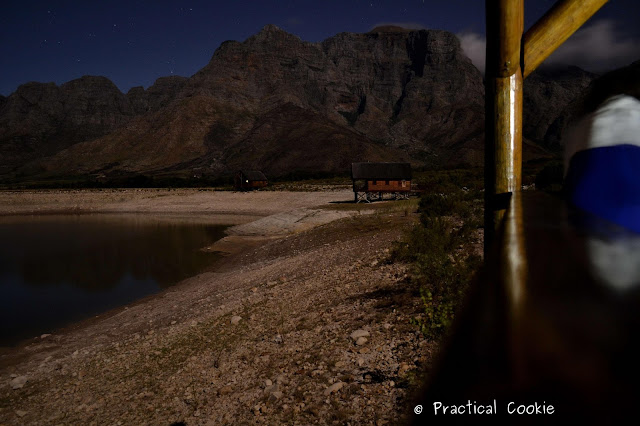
[0,215,228,345]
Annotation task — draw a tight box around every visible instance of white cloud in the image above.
[546,19,640,71]
[457,19,640,75]
[457,32,486,73]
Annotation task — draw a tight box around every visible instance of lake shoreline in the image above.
[1,189,433,425]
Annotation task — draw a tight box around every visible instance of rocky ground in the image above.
[0,189,436,425]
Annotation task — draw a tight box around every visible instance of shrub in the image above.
[391,169,483,340]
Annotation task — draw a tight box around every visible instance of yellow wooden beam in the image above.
[484,0,524,247]
[523,0,609,78]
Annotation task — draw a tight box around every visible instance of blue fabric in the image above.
[565,144,640,234]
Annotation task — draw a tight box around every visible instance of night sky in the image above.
[2,0,640,96]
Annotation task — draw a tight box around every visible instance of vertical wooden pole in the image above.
[484,0,524,252]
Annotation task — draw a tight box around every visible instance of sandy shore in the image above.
[0,189,432,425]
[0,188,353,218]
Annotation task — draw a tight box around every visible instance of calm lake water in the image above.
[0,214,229,346]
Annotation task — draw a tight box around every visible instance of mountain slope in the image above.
[0,25,603,182]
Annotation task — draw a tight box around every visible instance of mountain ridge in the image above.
[0,24,601,182]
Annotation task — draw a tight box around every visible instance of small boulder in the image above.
[324,381,344,396]
[10,376,27,390]
[230,316,242,325]
[350,330,370,341]
[218,385,233,395]
[355,337,368,346]
[269,391,283,401]
[265,384,279,394]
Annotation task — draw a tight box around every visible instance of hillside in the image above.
[0,25,598,183]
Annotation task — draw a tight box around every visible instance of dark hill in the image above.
[0,25,605,183]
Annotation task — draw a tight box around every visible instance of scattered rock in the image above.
[398,363,411,376]
[230,316,242,325]
[324,382,344,396]
[269,391,283,401]
[15,410,27,417]
[10,376,27,390]
[350,329,370,341]
[40,334,51,339]
[218,385,233,395]
[265,384,279,394]
[265,379,273,387]
[356,337,368,346]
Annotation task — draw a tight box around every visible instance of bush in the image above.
[391,169,483,340]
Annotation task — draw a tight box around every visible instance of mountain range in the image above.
[0,24,608,183]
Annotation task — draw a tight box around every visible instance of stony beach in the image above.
[0,189,435,425]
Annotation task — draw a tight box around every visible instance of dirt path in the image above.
[0,190,434,425]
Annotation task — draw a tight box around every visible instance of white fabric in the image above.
[564,95,640,175]
[587,235,640,292]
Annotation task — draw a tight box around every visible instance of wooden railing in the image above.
[421,191,640,422]
[417,1,634,422]
[484,0,608,249]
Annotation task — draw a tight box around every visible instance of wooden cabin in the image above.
[351,162,411,202]
[234,170,268,191]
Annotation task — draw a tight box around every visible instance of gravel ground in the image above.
[0,190,436,425]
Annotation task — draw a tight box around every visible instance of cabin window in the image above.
[385,180,390,185]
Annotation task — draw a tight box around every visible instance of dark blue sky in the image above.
[1,0,639,96]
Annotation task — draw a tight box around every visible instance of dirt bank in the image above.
[0,190,434,425]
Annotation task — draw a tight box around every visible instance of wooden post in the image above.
[484,0,524,251]
[523,0,609,78]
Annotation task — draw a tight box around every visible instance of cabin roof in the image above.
[240,170,267,181]
[351,162,412,180]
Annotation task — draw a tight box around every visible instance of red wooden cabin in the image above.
[351,162,411,202]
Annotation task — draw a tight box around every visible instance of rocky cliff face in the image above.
[181,25,486,167]
[126,76,188,114]
[0,75,188,175]
[524,67,597,150]
[0,25,602,182]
